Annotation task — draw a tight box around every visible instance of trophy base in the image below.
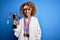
[12,24,17,29]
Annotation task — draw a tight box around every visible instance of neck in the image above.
[25,16,30,19]
[14,19,16,21]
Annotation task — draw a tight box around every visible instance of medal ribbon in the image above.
[24,17,31,34]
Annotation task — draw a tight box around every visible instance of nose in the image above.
[26,9,28,12]
[26,9,29,13]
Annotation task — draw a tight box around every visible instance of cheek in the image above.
[29,11,31,14]
[24,10,26,13]
[23,10,32,15]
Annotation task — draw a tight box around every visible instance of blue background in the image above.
[0,0,60,40]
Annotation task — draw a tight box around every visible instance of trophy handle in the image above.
[7,13,20,24]
[7,13,12,24]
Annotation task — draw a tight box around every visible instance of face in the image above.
[23,6,32,17]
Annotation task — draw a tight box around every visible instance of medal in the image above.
[23,17,31,37]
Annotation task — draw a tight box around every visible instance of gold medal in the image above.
[23,32,29,37]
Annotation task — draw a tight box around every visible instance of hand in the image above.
[13,20,18,25]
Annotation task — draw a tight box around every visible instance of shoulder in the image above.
[20,18,24,21]
[31,16,38,21]
[18,17,24,23]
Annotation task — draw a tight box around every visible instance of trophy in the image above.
[7,13,20,29]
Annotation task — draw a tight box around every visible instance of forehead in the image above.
[23,5,32,9]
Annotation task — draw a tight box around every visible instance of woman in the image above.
[13,2,41,40]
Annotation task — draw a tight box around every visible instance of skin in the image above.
[24,6,32,19]
[13,6,32,32]
[13,20,18,25]
[13,6,32,25]
[23,6,32,34]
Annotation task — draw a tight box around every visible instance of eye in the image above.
[24,9,27,10]
[28,8,30,10]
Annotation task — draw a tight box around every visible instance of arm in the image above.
[13,20,21,38]
[35,19,42,40]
